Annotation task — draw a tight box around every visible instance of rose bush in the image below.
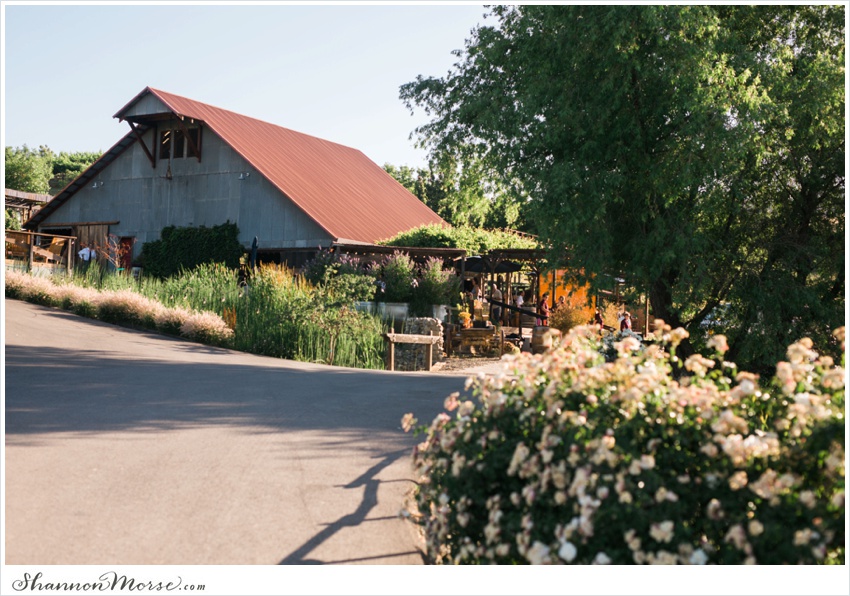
[404,322,845,564]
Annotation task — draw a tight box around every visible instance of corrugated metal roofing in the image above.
[117,87,446,244]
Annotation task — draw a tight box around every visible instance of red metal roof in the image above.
[117,87,446,244]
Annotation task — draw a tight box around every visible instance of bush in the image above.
[139,222,244,279]
[404,323,845,565]
[381,251,416,303]
[549,292,594,335]
[410,257,460,317]
[381,223,538,254]
[96,290,160,326]
[179,311,235,346]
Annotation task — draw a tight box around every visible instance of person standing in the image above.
[514,290,525,326]
[490,282,503,325]
[620,311,632,332]
[538,292,550,326]
[77,243,94,272]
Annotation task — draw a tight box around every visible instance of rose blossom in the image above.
[650,520,675,543]
[558,540,578,562]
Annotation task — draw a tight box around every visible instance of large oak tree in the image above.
[401,5,844,371]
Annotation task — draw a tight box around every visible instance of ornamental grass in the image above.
[404,323,845,565]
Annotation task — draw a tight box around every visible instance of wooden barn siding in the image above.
[39,121,333,259]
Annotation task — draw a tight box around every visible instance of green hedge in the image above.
[380,224,538,254]
[140,222,244,279]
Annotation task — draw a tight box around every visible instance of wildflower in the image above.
[748,520,764,537]
[443,393,459,412]
[558,540,577,563]
[593,552,612,565]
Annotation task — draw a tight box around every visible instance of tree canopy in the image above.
[380,223,538,255]
[401,5,845,371]
[5,145,54,194]
[384,153,525,230]
[5,145,101,195]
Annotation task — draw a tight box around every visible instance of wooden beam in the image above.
[128,122,156,168]
[173,118,201,162]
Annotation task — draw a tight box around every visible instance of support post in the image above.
[387,341,395,372]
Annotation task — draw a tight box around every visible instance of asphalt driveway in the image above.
[4,298,468,565]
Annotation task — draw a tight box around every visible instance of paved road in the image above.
[4,299,471,565]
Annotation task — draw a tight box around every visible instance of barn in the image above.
[25,87,445,268]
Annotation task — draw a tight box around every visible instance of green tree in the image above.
[5,145,53,194]
[50,151,101,193]
[384,154,525,229]
[5,208,23,230]
[401,5,844,372]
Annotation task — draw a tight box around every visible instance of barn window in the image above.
[173,130,186,158]
[186,128,200,158]
[159,130,172,160]
[159,126,201,160]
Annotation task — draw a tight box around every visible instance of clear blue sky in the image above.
[2,3,490,168]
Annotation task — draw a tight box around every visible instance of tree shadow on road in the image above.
[278,448,425,565]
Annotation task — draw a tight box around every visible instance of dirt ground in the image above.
[430,355,504,373]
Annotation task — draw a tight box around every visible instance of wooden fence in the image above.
[5,229,76,273]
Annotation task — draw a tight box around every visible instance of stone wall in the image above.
[395,317,444,372]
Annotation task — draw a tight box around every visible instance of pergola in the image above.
[5,188,51,224]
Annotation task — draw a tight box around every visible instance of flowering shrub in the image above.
[600,329,646,362]
[404,323,845,564]
[381,251,416,303]
[410,257,460,317]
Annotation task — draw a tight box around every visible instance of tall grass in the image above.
[232,264,387,369]
[54,262,387,369]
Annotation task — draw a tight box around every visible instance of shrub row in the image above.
[5,269,234,347]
